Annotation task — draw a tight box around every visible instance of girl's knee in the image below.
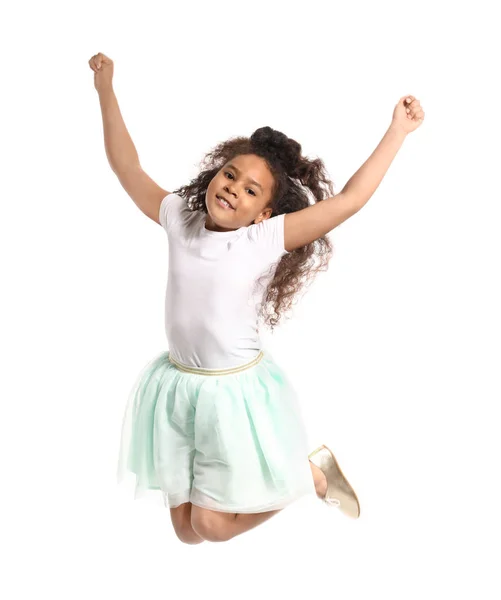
[191,508,233,543]
[176,527,205,545]
[170,503,205,545]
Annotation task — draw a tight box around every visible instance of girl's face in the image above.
[205,154,275,232]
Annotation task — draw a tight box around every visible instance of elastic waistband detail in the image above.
[168,351,264,375]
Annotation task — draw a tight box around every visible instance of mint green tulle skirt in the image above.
[117,349,316,513]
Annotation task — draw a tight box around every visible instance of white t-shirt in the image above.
[159,192,289,369]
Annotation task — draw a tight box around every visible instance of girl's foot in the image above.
[308,445,361,518]
[309,459,328,499]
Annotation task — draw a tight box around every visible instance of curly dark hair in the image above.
[172,126,336,331]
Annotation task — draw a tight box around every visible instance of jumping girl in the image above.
[89,52,425,544]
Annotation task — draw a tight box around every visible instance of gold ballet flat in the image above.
[309,444,361,519]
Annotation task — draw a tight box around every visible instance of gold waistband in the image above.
[168,351,264,375]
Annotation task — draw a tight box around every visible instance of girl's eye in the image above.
[224,172,256,196]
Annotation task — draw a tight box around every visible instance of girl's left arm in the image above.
[284,95,425,253]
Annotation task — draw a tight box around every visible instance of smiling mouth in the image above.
[216,195,235,210]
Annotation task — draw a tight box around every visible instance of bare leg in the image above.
[170,502,205,545]
[191,460,328,542]
[191,504,282,542]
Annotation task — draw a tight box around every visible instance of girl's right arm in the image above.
[90,53,170,225]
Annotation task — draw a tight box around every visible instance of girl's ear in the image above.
[253,207,273,224]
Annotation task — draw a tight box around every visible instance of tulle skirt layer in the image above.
[117,349,316,513]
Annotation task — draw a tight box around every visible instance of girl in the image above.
[89,52,425,544]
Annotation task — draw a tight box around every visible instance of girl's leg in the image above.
[191,505,282,542]
[170,502,205,545]
[191,461,327,542]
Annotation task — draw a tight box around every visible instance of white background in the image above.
[2,0,500,598]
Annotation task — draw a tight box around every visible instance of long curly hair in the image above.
[172,126,336,331]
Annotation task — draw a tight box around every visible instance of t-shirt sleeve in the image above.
[245,213,290,261]
[159,193,185,233]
